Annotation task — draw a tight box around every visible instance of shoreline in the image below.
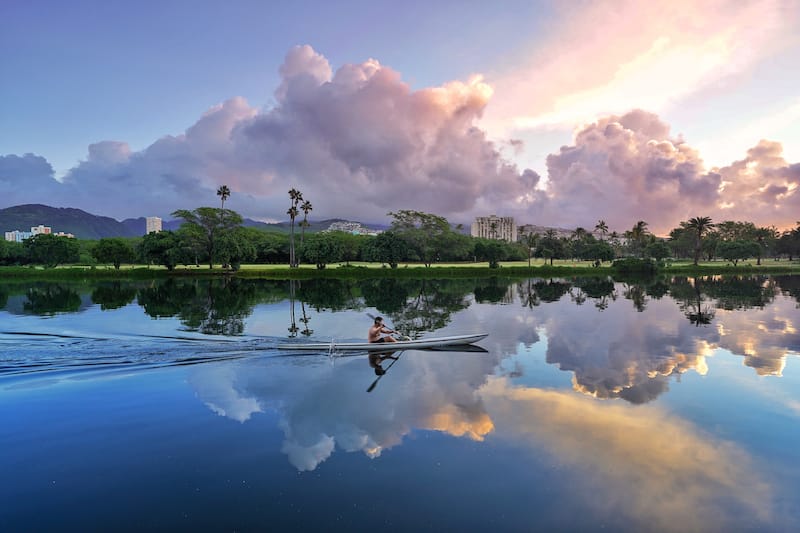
[2,260,800,281]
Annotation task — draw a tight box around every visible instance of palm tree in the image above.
[685,216,715,266]
[629,220,649,257]
[287,188,303,267]
[216,185,231,210]
[595,220,609,241]
[523,232,540,269]
[300,200,313,245]
[754,226,778,265]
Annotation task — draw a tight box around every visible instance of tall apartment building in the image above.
[471,215,517,242]
[146,217,162,234]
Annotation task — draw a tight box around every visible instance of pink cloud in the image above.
[483,0,794,134]
[541,110,721,233]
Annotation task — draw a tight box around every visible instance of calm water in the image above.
[1,276,799,531]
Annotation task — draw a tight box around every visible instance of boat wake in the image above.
[0,331,286,383]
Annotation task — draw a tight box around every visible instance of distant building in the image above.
[325,221,381,236]
[31,225,51,235]
[146,217,162,234]
[4,225,58,242]
[4,230,30,242]
[471,215,517,242]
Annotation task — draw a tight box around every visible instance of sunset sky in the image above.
[1,0,798,234]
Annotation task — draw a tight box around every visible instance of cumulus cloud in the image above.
[541,110,722,232]
[0,153,69,206]
[714,140,800,227]
[536,109,800,233]
[2,43,798,231]
[0,45,538,222]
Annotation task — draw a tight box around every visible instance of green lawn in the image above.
[3,257,799,281]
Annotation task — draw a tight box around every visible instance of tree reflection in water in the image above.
[91,281,137,310]
[137,278,284,336]
[23,284,82,315]
[386,279,473,338]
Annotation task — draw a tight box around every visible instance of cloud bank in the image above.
[1,44,798,232]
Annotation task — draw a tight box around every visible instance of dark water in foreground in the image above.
[1,275,799,531]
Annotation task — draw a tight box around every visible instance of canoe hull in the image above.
[277,333,488,351]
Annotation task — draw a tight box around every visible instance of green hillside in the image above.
[1,205,385,240]
[0,204,137,240]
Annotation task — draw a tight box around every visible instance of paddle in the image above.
[366,313,410,341]
[366,350,404,393]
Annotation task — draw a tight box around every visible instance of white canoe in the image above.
[277,333,489,352]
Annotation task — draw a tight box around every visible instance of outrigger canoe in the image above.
[277,333,489,352]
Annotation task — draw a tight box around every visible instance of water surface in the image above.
[2,276,799,531]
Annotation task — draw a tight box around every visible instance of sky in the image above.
[1,0,799,234]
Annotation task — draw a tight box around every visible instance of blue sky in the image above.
[1,0,799,232]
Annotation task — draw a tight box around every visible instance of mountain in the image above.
[1,205,387,240]
[0,204,138,240]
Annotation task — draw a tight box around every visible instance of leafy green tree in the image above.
[0,241,26,265]
[776,223,800,260]
[754,226,778,265]
[300,232,343,269]
[171,207,243,269]
[683,216,715,265]
[583,240,616,265]
[138,230,185,270]
[327,231,364,265]
[217,227,257,270]
[237,228,290,264]
[717,240,760,266]
[438,231,474,262]
[474,239,505,268]
[91,238,136,269]
[702,230,720,261]
[366,230,405,268]
[645,240,671,262]
[388,210,453,267]
[537,229,565,265]
[23,234,80,268]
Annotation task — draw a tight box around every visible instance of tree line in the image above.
[2,188,800,270]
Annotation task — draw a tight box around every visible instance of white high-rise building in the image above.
[471,215,517,242]
[146,217,162,234]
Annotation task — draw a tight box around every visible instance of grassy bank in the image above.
[2,258,800,281]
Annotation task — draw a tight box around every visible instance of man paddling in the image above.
[368,316,397,344]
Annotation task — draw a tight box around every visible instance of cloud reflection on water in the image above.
[480,377,773,532]
[189,351,774,530]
